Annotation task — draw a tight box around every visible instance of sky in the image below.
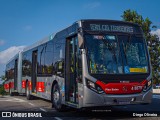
[0,0,160,76]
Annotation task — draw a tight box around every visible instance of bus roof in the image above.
[6,19,142,66]
[77,19,140,26]
[22,19,141,53]
[78,19,142,34]
[23,35,54,52]
[6,52,20,65]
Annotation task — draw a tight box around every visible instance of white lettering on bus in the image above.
[105,88,119,92]
[90,24,134,33]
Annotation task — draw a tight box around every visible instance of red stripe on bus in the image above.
[22,80,26,88]
[28,81,32,90]
[10,82,14,89]
[36,82,45,92]
[4,83,9,90]
[96,80,148,94]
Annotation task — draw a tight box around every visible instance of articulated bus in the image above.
[4,52,22,96]
[4,19,152,111]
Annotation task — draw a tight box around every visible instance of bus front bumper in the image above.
[81,86,152,108]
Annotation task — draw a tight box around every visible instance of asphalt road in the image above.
[0,94,160,120]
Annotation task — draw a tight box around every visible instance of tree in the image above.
[121,9,160,84]
[0,85,6,96]
[0,75,6,96]
[0,75,5,80]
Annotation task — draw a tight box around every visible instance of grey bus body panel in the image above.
[17,51,22,93]
[81,49,97,84]
[21,75,65,102]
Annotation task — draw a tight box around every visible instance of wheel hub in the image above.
[54,90,59,103]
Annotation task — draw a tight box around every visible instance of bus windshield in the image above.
[85,34,149,74]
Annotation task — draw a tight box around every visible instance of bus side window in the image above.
[77,49,82,83]
[55,60,64,77]
[45,41,54,75]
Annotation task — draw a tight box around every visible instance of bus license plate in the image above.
[117,101,130,105]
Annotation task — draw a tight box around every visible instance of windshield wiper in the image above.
[122,42,128,65]
[102,40,118,64]
[122,35,132,65]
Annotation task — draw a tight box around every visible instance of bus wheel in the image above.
[9,89,13,96]
[26,82,32,100]
[52,83,65,111]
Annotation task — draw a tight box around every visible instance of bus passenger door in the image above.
[32,50,38,93]
[65,36,80,104]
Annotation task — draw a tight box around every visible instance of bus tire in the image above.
[52,83,66,112]
[26,82,32,100]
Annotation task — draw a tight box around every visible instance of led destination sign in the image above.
[90,24,134,33]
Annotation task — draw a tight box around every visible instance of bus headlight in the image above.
[86,79,104,94]
[87,80,95,88]
[143,80,152,92]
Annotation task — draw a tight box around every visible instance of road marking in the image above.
[40,108,47,112]
[153,95,160,99]
[54,117,63,120]
[3,95,10,97]
[0,96,26,102]
[28,103,35,106]
[0,99,14,101]
[13,97,26,102]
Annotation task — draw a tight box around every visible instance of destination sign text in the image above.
[90,24,134,33]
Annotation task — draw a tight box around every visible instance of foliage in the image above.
[0,75,6,80]
[0,75,6,95]
[121,9,160,84]
[0,85,6,96]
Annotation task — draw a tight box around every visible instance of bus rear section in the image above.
[4,52,23,95]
